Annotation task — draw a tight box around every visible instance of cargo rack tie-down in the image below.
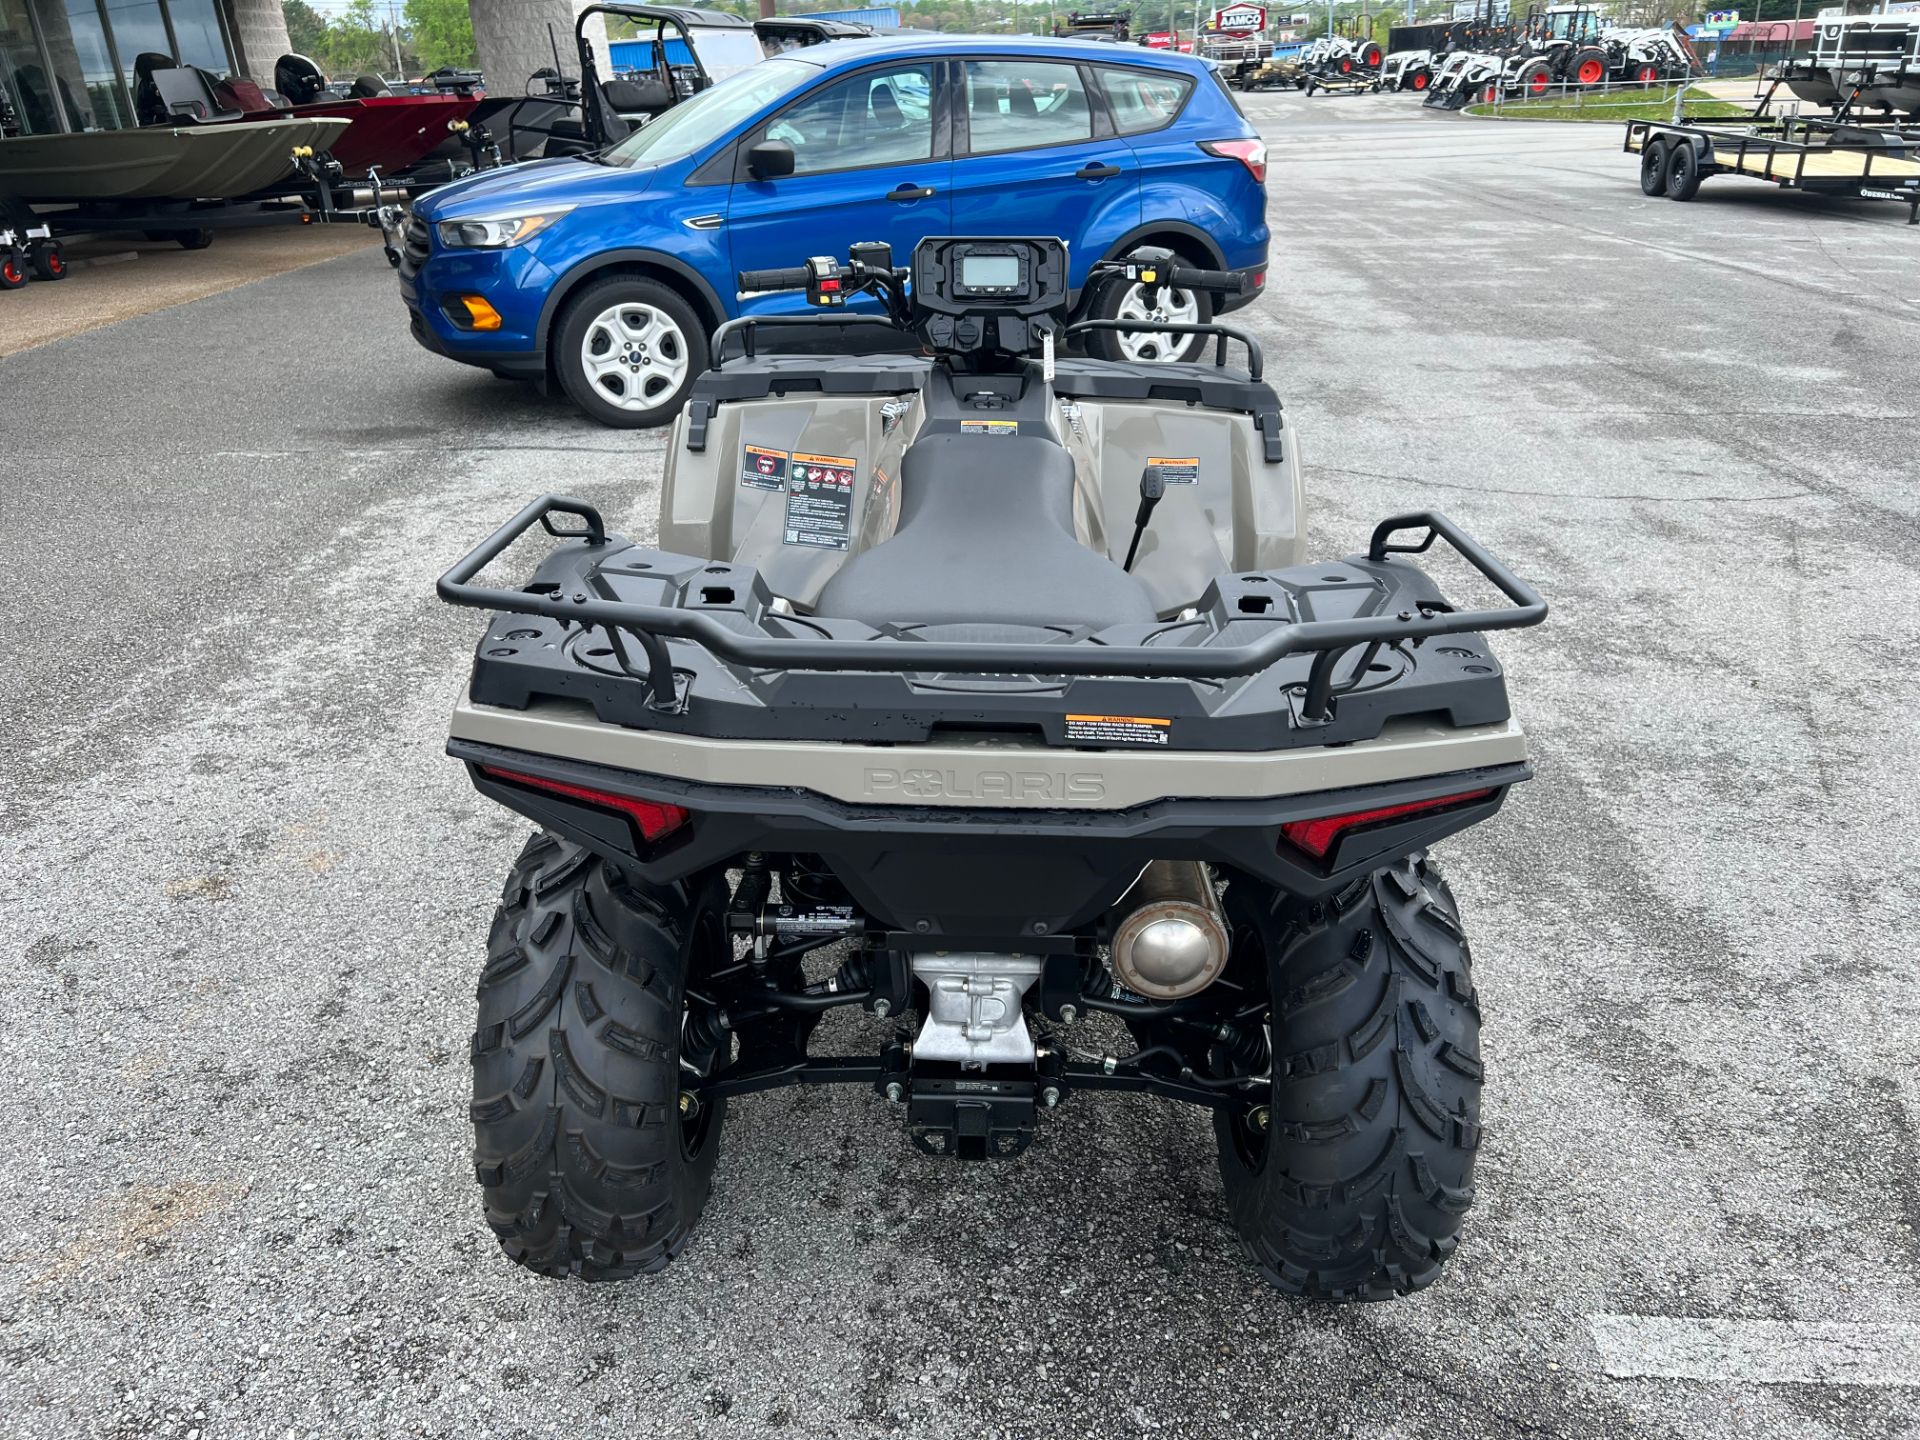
[438,496,1547,714]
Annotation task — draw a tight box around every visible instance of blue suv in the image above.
[400,37,1269,426]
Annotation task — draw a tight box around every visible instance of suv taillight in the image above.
[1200,138,1268,185]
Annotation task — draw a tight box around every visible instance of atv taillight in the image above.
[1281,789,1495,860]
[1200,138,1268,185]
[480,766,690,843]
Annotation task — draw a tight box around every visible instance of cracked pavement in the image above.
[2,93,1918,1438]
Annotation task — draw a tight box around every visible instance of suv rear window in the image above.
[1096,65,1196,134]
[964,59,1093,154]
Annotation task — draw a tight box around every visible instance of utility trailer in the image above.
[1303,68,1386,94]
[1626,115,1920,221]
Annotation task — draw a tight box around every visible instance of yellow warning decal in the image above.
[1144,457,1199,485]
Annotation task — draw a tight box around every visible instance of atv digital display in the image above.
[908,237,1071,358]
[959,253,1020,291]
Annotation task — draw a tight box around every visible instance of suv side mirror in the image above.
[746,139,795,179]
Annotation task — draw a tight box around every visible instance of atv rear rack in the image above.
[437,496,1546,712]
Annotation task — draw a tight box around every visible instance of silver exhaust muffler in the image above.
[1109,861,1229,1000]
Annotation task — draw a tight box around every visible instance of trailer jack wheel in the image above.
[29,241,65,281]
[0,253,25,290]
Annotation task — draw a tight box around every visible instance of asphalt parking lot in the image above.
[4,92,1919,1438]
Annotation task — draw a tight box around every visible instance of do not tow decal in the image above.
[1064,714,1171,746]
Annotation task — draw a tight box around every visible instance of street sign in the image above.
[1209,4,1267,34]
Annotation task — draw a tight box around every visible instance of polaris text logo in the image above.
[864,767,1106,802]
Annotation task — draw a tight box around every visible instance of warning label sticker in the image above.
[960,419,1019,437]
[1064,714,1172,746]
[1145,456,1199,486]
[741,443,788,491]
[783,451,857,550]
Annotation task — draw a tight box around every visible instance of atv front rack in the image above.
[438,497,1547,712]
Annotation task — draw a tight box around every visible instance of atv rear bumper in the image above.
[449,698,1529,935]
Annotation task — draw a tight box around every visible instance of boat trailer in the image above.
[0,149,392,277]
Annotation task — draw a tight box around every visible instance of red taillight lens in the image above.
[480,766,691,844]
[1200,138,1268,185]
[1281,789,1495,861]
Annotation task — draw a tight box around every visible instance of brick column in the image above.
[471,0,612,95]
[222,0,294,82]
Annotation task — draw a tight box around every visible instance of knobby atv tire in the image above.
[1215,855,1483,1301]
[471,832,730,1280]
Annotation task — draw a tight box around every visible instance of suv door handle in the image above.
[886,183,935,201]
[1075,162,1122,180]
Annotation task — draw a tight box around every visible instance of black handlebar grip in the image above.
[1167,265,1249,295]
[737,265,811,292]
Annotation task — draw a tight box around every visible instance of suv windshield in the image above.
[603,58,816,168]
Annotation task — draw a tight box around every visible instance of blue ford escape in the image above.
[400,37,1269,427]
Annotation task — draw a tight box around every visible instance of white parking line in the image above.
[1590,1316,1920,1387]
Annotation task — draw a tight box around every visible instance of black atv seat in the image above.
[812,432,1156,631]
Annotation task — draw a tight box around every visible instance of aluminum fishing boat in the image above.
[0,118,349,202]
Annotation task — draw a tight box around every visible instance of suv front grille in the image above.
[401,213,431,277]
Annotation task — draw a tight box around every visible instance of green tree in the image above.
[282,0,329,57]
[329,0,393,77]
[405,0,476,69]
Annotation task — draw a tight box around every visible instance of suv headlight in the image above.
[435,208,573,249]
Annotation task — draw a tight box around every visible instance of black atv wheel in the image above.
[554,274,708,429]
[1215,856,1483,1301]
[1639,138,1670,196]
[471,832,731,1280]
[1664,141,1703,200]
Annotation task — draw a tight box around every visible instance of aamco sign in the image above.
[1210,4,1267,33]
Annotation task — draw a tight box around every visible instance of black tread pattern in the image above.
[470,833,727,1282]
[1214,855,1483,1302]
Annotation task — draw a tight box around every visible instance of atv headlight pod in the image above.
[436,208,573,250]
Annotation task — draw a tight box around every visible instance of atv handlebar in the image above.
[737,265,811,293]
[1161,263,1249,296]
[438,497,1547,709]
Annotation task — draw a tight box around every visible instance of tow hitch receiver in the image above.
[909,1075,1037,1160]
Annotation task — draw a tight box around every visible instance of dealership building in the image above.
[3,0,915,135]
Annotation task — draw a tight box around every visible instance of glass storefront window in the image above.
[100,0,170,98]
[3,0,85,132]
[165,0,223,72]
[3,0,233,133]
[60,0,123,127]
